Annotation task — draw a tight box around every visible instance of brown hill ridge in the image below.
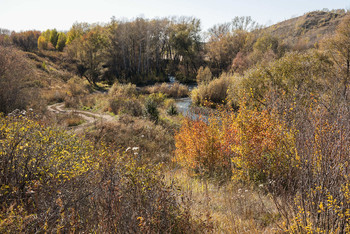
[266,9,348,48]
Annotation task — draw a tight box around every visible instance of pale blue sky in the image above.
[0,0,349,32]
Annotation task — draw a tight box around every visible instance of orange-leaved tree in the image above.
[175,103,296,184]
[174,116,231,178]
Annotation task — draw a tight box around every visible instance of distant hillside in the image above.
[265,10,348,48]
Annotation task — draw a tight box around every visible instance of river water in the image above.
[168,77,210,120]
[175,97,192,115]
[170,78,195,117]
[173,83,210,121]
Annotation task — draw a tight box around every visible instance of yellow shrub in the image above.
[231,105,296,183]
[175,103,296,183]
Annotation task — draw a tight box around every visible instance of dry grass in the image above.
[52,112,85,128]
[85,115,176,163]
[65,113,85,127]
[191,73,234,106]
[146,82,189,98]
[165,169,282,233]
[109,82,138,97]
[42,88,66,104]
[265,10,347,49]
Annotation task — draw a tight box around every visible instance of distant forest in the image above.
[0,9,347,86]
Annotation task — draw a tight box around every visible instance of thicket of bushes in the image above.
[175,99,350,232]
[0,46,42,114]
[107,83,180,124]
[0,115,207,232]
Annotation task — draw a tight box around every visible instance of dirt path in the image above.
[47,103,115,133]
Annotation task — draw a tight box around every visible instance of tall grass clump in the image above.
[146,82,189,98]
[191,73,236,107]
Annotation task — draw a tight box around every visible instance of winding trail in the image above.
[47,103,115,133]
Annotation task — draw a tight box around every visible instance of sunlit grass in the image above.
[165,168,282,233]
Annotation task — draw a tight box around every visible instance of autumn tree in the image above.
[41,29,51,41]
[0,28,11,46]
[240,50,333,117]
[169,17,203,81]
[231,51,250,74]
[37,35,48,50]
[231,16,260,32]
[56,32,67,51]
[253,33,279,54]
[37,30,67,51]
[106,18,158,83]
[206,17,259,76]
[49,28,58,48]
[106,17,174,84]
[67,26,108,86]
[66,22,90,44]
[206,23,237,76]
[66,17,204,85]
[10,30,41,51]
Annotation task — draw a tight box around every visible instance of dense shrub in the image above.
[144,97,159,122]
[85,116,175,163]
[66,77,89,97]
[0,46,37,114]
[108,82,143,116]
[0,115,206,232]
[147,92,167,106]
[176,96,350,232]
[167,104,178,116]
[175,103,295,182]
[109,97,143,116]
[0,115,98,232]
[10,31,40,51]
[241,50,333,112]
[272,105,350,233]
[229,105,296,183]
[196,66,213,85]
[43,89,66,104]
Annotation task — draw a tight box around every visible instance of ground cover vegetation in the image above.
[0,9,350,233]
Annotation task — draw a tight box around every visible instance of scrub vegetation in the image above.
[0,9,350,233]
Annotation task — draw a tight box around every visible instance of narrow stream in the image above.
[175,97,192,116]
[170,77,195,117]
[172,80,209,120]
[167,76,211,120]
